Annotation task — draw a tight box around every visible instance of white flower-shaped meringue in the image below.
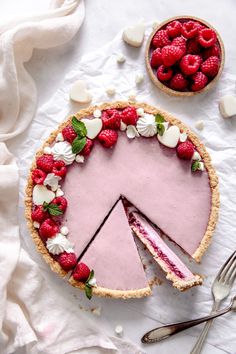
[136,113,157,137]
[51,141,76,165]
[46,233,74,255]
[44,173,61,190]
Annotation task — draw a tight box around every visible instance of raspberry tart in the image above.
[146,16,225,96]
[25,102,219,299]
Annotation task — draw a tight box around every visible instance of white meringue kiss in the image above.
[136,114,157,137]
[46,233,74,255]
[51,141,76,165]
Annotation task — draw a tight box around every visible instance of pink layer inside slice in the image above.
[80,200,149,290]
[62,133,211,258]
[128,210,196,281]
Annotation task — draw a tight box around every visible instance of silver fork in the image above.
[190,249,236,354]
[141,250,236,346]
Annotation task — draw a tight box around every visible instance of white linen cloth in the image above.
[13,25,236,354]
[0,1,144,353]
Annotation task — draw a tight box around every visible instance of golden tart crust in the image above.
[25,101,219,298]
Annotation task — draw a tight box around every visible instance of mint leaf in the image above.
[155,114,165,124]
[156,123,165,136]
[72,137,87,154]
[72,116,87,138]
[191,161,200,172]
[85,284,93,300]
[87,270,94,283]
[43,202,63,216]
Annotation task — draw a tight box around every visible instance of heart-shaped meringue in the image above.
[158,125,180,148]
[122,22,145,47]
[69,80,92,104]
[33,185,55,205]
[81,118,102,139]
[219,95,236,118]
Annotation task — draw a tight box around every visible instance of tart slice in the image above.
[126,205,202,291]
[70,200,151,298]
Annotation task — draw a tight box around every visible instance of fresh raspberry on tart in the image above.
[62,125,77,144]
[157,65,173,82]
[177,141,195,160]
[201,56,220,77]
[166,20,182,38]
[73,262,91,282]
[36,154,54,173]
[161,45,184,66]
[57,252,77,271]
[191,72,208,91]
[121,106,138,126]
[98,129,118,148]
[31,168,46,185]
[39,218,59,242]
[52,160,67,178]
[152,29,171,48]
[31,205,49,223]
[180,54,201,75]
[101,109,121,130]
[150,48,163,68]
[51,196,67,213]
[80,138,94,156]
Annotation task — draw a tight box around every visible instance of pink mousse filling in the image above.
[128,211,197,281]
[62,133,211,258]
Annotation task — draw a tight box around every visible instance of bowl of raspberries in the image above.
[146,16,225,96]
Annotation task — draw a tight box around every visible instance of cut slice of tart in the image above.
[126,204,202,291]
[70,200,151,298]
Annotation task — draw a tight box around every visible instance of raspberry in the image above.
[101,109,121,130]
[166,20,182,38]
[121,106,138,125]
[98,129,118,148]
[201,56,220,77]
[73,262,90,282]
[62,126,77,144]
[177,141,194,160]
[52,160,67,178]
[58,252,77,271]
[152,29,171,48]
[51,196,67,212]
[39,219,59,242]
[191,72,208,91]
[172,36,186,54]
[150,48,163,68]
[186,39,201,54]
[198,28,216,48]
[181,21,199,39]
[180,54,201,75]
[161,45,184,67]
[36,154,54,173]
[80,138,94,156]
[170,73,188,91]
[31,205,49,223]
[31,169,46,185]
[157,65,173,82]
[203,44,220,59]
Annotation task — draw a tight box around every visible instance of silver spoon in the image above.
[141,295,236,344]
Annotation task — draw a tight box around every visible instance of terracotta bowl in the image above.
[146,16,225,97]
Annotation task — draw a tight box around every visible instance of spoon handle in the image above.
[142,305,231,344]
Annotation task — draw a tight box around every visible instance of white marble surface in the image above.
[2,1,236,353]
